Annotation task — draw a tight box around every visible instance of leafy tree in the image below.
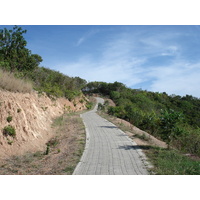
[110,91,120,100]
[158,109,184,148]
[0,26,42,72]
[83,81,200,156]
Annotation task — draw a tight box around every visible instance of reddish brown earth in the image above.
[0,90,87,159]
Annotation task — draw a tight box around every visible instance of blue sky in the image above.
[2,25,200,98]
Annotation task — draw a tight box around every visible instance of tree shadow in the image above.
[99,126,118,129]
[117,145,160,151]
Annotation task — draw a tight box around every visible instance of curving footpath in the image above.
[73,97,149,175]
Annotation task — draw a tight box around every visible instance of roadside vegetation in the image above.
[1,26,200,175]
[0,26,89,174]
[98,107,200,175]
[0,69,33,93]
[0,26,86,99]
[85,82,200,174]
[0,112,86,175]
[146,147,200,175]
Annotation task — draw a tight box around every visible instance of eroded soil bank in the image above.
[0,90,87,159]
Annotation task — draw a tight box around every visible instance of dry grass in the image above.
[0,69,33,93]
[0,112,86,175]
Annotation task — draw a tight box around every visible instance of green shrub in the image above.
[17,108,21,113]
[45,144,50,155]
[97,103,105,111]
[86,101,93,110]
[158,109,184,147]
[65,90,81,101]
[3,125,16,138]
[172,127,200,156]
[79,99,84,103]
[7,116,13,123]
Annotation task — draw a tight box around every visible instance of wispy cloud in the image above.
[146,61,200,97]
[57,27,200,97]
[59,32,146,86]
[76,29,99,46]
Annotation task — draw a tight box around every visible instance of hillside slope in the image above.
[0,90,87,158]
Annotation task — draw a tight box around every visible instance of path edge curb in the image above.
[72,113,90,175]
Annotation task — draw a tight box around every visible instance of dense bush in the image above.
[83,81,200,156]
[3,125,16,138]
[0,26,42,72]
[158,109,184,148]
[0,26,87,99]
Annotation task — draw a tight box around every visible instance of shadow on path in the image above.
[118,145,155,151]
[99,126,118,129]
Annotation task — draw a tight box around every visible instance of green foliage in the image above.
[0,26,42,72]
[65,90,81,101]
[110,91,120,100]
[3,125,16,138]
[97,103,105,111]
[86,101,93,110]
[158,109,184,147]
[147,147,200,175]
[83,81,200,157]
[25,66,85,99]
[172,126,200,156]
[6,115,13,123]
[1,26,86,99]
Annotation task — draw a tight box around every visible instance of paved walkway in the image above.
[73,97,149,175]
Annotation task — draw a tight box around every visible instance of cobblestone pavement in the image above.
[73,97,149,175]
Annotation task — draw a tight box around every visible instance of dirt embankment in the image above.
[0,90,87,159]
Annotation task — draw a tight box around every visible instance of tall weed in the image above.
[0,69,32,93]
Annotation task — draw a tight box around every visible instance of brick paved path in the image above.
[73,97,149,175]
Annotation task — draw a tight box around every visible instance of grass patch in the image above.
[52,115,64,127]
[0,111,86,175]
[3,125,16,138]
[146,147,200,175]
[0,69,33,93]
[98,109,200,175]
[6,116,13,123]
[63,166,74,173]
[46,137,59,147]
[134,133,150,141]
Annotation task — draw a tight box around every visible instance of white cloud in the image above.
[57,28,200,98]
[57,54,145,87]
[76,37,85,46]
[161,46,179,56]
[147,62,200,97]
[58,32,147,87]
[75,29,99,46]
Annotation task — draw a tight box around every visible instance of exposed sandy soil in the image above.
[0,113,85,175]
[98,112,167,149]
[0,89,87,159]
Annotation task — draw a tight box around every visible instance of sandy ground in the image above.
[0,113,86,175]
[0,89,87,159]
